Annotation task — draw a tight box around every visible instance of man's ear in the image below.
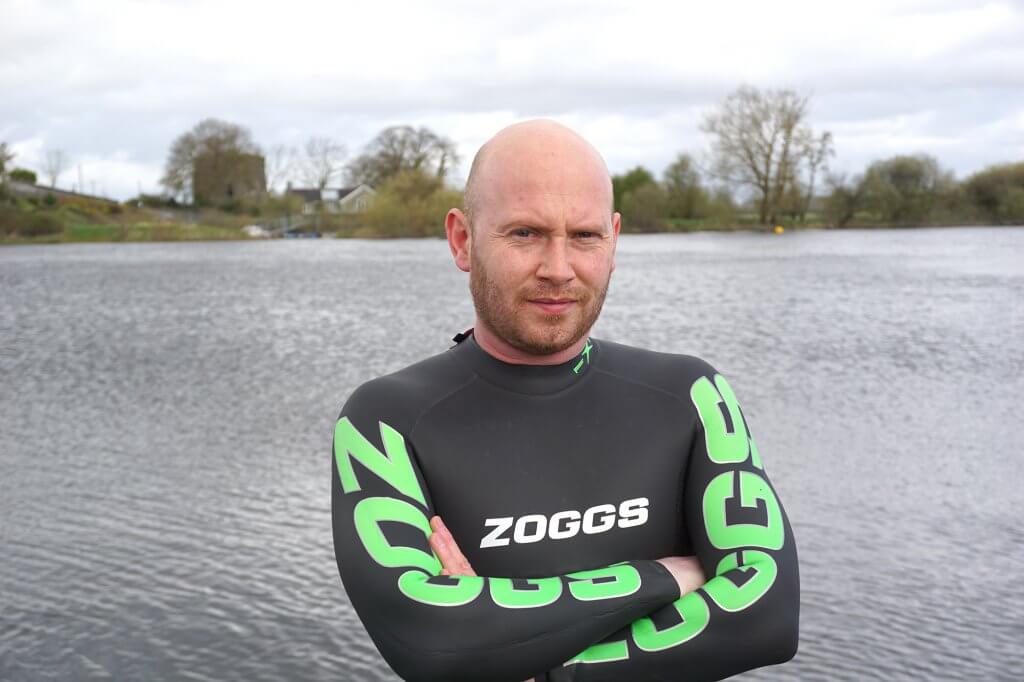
[610,211,622,272]
[445,208,472,272]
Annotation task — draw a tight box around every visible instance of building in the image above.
[192,152,266,205]
[286,184,375,214]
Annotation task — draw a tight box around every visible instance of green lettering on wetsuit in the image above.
[565,639,629,665]
[398,571,485,607]
[690,375,750,464]
[703,550,778,612]
[566,564,642,601]
[353,496,439,571]
[632,593,710,652]
[490,577,563,608]
[702,471,784,550]
[335,417,426,507]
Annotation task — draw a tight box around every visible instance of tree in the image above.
[702,85,829,226]
[361,168,462,237]
[662,154,708,219]
[10,168,37,184]
[823,172,865,228]
[301,137,347,190]
[964,162,1024,223]
[860,154,953,224]
[620,183,668,232]
[799,131,834,221]
[346,125,458,187]
[161,118,261,201]
[265,143,296,194]
[612,166,656,211]
[0,142,14,181]
[42,148,68,188]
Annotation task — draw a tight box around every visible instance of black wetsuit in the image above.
[331,330,799,682]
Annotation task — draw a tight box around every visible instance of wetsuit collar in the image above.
[451,328,597,395]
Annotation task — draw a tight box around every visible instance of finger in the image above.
[428,520,457,573]
[439,522,477,577]
[432,516,478,577]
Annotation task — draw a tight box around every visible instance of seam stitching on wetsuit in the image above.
[591,366,694,412]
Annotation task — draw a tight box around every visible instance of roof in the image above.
[287,186,362,202]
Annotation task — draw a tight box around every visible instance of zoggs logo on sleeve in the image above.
[480,497,649,548]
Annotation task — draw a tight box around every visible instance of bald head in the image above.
[463,120,614,228]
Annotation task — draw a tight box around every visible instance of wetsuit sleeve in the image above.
[331,384,683,682]
[544,369,799,682]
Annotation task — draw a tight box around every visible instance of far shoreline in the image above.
[3,221,1019,247]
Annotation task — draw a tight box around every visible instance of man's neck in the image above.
[472,319,590,366]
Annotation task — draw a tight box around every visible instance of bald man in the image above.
[331,120,799,682]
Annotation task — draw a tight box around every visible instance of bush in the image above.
[9,168,37,184]
[620,183,668,232]
[18,212,64,237]
[0,202,19,236]
[361,170,462,237]
[43,193,57,207]
[0,205,64,238]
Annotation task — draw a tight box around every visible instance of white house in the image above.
[286,184,376,214]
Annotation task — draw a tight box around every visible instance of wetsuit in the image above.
[331,330,799,682]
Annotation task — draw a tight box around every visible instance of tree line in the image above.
[613,85,1024,231]
[4,84,1023,242]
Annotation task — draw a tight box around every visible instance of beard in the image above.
[469,248,610,355]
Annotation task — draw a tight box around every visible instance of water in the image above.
[1,227,1022,681]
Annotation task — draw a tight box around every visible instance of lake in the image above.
[1,227,1021,680]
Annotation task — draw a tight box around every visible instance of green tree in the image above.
[620,182,668,232]
[161,118,261,201]
[860,154,954,224]
[10,168,37,184]
[346,126,458,187]
[822,172,866,227]
[612,166,655,211]
[964,162,1024,223]
[662,154,707,219]
[361,168,462,237]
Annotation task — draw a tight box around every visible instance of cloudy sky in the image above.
[2,0,1022,199]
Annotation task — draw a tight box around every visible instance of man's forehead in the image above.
[464,120,614,223]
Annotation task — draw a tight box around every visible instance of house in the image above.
[286,184,375,214]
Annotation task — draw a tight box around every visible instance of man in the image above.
[331,120,799,682]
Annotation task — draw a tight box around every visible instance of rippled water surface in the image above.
[2,228,1022,681]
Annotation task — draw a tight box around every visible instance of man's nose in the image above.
[536,236,575,284]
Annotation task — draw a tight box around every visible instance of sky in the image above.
[1,0,1023,200]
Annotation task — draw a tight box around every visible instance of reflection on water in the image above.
[1,228,1022,681]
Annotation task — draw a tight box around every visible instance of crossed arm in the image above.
[331,371,799,682]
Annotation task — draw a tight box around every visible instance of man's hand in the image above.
[655,555,707,597]
[429,515,477,576]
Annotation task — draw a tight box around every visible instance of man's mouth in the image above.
[528,298,577,313]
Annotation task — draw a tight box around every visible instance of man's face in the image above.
[467,143,620,355]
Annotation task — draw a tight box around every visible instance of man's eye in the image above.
[575,231,597,239]
[512,228,534,238]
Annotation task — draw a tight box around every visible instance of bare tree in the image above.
[799,131,834,221]
[161,118,261,201]
[0,142,14,179]
[301,137,347,190]
[703,85,817,225]
[346,125,459,187]
[42,148,68,188]
[265,143,296,193]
